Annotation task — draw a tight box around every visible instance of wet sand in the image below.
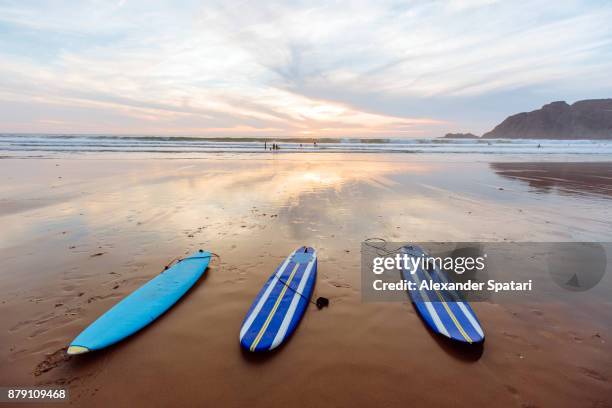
[1,153,611,407]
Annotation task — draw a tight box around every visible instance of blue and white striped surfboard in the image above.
[240,246,317,352]
[401,245,484,344]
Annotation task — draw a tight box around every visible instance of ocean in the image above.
[2,134,612,156]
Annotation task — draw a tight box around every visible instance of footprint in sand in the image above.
[327,280,351,289]
[28,326,55,339]
[34,348,71,377]
[580,367,608,382]
[568,331,583,343]
[502,331,521,340]
[86,293,117,304]
[10,312,59,333]
[504,385,519,396]
[38,375,80,387]
[9,319,37,332]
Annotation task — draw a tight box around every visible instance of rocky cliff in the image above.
[482,99,612,139]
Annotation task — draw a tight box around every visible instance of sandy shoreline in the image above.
[1,153,611,407]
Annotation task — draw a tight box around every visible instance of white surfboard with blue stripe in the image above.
[240,246,317,352]
[401,245,484,344]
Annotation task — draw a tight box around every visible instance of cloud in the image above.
[0,0,611,136]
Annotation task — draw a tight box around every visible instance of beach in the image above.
[1,152,611,407]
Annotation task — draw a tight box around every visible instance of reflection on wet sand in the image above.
[491,162,612,198]
[1,155,612,408]
[3,156,612,254]
[140,157,432,199]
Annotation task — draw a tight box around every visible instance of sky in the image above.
[0,0,611,138]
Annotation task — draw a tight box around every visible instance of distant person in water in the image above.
[264,141,267,149]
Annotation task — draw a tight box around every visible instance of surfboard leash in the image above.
[364,237,407,257]
[163,250,220,270]
[274,273,329,309]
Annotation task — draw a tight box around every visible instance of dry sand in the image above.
[0,153,611,407]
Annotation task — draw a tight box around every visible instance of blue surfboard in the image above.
[240,246,317,352]
[67,250,211,355]
[401,245,484,344]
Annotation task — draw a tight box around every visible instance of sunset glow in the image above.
[1,1,611,137]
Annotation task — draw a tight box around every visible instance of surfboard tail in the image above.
[67,345,90,355]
